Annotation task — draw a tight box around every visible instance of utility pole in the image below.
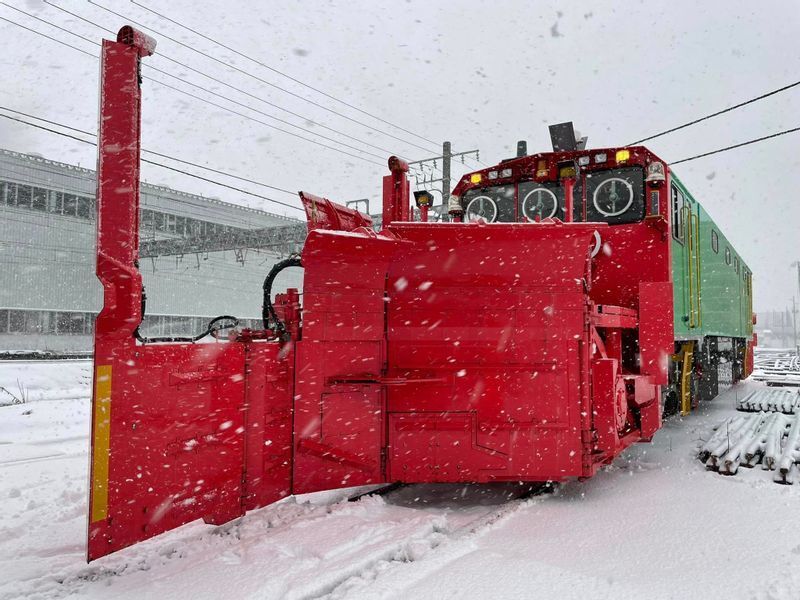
[791,262,800,353]
[796,261,800,303]
[408,141,479,221]
[442,141,451,217]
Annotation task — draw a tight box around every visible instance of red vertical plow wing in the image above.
[87,29,293,561]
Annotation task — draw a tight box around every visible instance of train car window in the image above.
[711,229,719,253]
[671,184,685,242]
[518,180,582,222]
[725,246,731,265]
[734,256,740,274]
[585,166,645,225]
[462,185,515,222]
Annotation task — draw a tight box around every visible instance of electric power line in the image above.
[0,111,305,213]
[0,154,300,229]
[131,0,441,149]
[630,80,800,146]
[85,0,440,155]
[42,1,408,162]
[2,4,390,167]
[670,126,800,165]
[0,105,302,198]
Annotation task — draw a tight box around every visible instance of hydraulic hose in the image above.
[262,254,303,339]
[134,289,239,344]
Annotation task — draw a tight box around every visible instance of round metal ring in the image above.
[522,187,558,220]
[465,195,498,222]
[592,177,633,217]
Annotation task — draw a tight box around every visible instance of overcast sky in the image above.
[1,0,798,312]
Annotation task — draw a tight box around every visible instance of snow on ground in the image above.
[1,360,799,600]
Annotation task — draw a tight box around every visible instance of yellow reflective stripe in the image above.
[91,365,112,523]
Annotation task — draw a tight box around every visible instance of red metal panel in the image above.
[591,358,624,455]
[589,221,671,310]
[292,229,399,494]
[300,191,372,232]
[382,223,597,482]
[242,342,294,511]
[638,280,674,386]
[88,344,248,560]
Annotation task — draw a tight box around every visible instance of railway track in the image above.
[306,482,553,600]
[23,482,552,600]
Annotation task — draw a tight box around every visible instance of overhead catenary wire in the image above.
[2,4,390,168]
[669,126,800,165]
[84,0,440,156]
[0,111,306,214]
[0,148,303,228]
[0,111,304,218]
[0,2,456,178]
[0,105,304,198]
[130,0,442,149]
[629,79,800,146]
[43,1,408,162]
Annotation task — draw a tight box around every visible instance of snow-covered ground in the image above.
[1,360,799,600]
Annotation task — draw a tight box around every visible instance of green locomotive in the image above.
[668,174,754,414]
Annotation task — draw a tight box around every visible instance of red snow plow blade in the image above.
[87,30,296,561]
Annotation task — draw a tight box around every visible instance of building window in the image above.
[76,196,91,219]
[0,309,8,333]
[17,185,31,208]
[9,310,25,333]
[725,246,731,266]
[5,183,16,205]
[47,190,61,213]
[40,311,54,334]
[63,194,77,216]
[175,216,186,236]
[56,311,85,334]
[32,187,47,211]
[84,313,94,334]
[711,229,719,253]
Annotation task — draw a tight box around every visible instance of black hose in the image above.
[262,254,303,338]
[134,288,240,344]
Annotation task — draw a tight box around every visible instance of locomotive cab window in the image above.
[518,179,582,222]
[671,184,685,242]
[462,184,515,222]
[585,166,645,225]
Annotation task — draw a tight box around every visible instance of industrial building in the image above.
[0,148,306,352]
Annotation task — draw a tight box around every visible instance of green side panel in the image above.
[670,175,752,340]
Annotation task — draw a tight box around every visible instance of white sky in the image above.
[0,0,798,312]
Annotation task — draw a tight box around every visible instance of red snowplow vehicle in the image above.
[87,28,673,561]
